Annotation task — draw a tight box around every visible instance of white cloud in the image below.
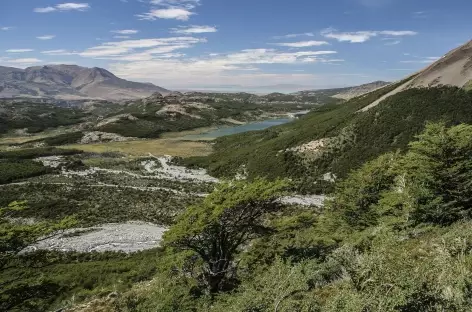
[6,49,34,53]
[114,35,131,39]
[321,28,417,43]
[4,58,42,64]
[56,3,90,10]
[379,31,417,36]
[384,40,401,46]
[112,29,139,35]
[275,41,329,48]
[273,33,315,39]
[34,7,57,13]
[41,49,77,55]
[137,8,194,20]
[79,37,206,58]
[400,56,439,64]
[170,25,217,34]
[102,47,342,89]
[1,26,13,31]
[37,35,56,40]
[34,3,90,13]
[139,0,199,20]
[150,0,200,9]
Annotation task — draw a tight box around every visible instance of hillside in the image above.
[361,40,472,111]
[0,90,320,146]
[0,65,169,101]
[187,85,472,190]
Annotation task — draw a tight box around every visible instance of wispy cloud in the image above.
[275,41,329,48]
[1,26,13,31]
[108,48,342,88]
[170,25,217,34]
[34,3,90,13]
[273,33,315,39]
[41,49,77,55]
[6,49,34,53]
[137,8,194,20]
[4,58,42,64]
[400,56,439,64]
[321,28,418,43]
[413,11,427,19]
[138,0,200,21]
[37,35,56,40]
[79,37,206,58]
[384,39,401,46]
[111,29,139,35]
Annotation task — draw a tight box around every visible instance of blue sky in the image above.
[0,0,470,91]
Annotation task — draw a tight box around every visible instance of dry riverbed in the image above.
[26,222,168,253]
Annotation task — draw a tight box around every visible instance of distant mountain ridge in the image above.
[0,64,170,101]
[293,81,390,100]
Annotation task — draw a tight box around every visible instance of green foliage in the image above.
[0,147,82,159]
[164,178,289,293]
[464,80,472,91]
[0,101,87,134]
[326,152,400,230]
[0,201,78,311]
[399,122,472,224]
[212,258,317,312]
[328,87,472,177]
[42,131,84,146]
[0,159,49,184]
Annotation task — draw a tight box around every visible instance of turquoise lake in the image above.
[182,118,293,140]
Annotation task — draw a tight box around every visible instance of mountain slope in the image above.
[0,64,170,101]
[361,40,472,111]
[186,41,472,189]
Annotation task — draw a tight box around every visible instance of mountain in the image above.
[0,64,170,101]
[361,40,472,111]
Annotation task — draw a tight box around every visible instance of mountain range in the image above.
[0,64,170,101]
[0,64,394,102]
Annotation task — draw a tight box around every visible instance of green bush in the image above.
[0,160,49,184]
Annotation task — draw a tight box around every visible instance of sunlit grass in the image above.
[61,138,213,157]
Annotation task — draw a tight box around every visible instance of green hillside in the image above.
[186,85,472,189]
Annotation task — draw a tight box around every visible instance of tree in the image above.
[326,152,400,230]
[0,201,76,311]
[163,179,288,293]
[400,122,472,224]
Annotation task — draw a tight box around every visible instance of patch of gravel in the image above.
[142,155,219,183]
[26,222,168,253]
[80,131,133,144]
[34,155,65,168]
[280,195,326,207]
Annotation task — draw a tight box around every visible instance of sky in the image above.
[0,0,471,92]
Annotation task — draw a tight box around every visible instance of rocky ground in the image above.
[26,222,168,253]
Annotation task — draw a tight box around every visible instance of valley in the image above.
[2,38,472,312]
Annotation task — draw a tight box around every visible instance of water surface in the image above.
[183,118,293,140]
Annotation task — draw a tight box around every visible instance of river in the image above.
[182,118,293,140]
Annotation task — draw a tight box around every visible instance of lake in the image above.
[182,118,293,140]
